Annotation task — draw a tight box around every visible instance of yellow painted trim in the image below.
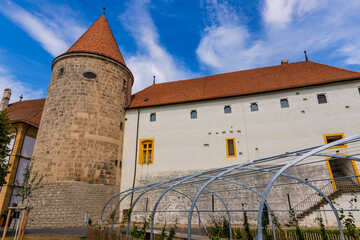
[326,158,337,191]
[351,160,360,187]
[323,133,347,149]
[138,138,154,165]
[226,138,236,158]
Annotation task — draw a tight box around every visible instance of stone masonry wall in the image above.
[118,164,333,227]
[29,53,132,227]
[27,182,118,228]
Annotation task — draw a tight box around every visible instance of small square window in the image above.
[323,133,347,148]
[250,103,258,112]
[190,110,197,119]
[317,94,327,104]
[224,106,231,114]
[150,113,156,122]
[280,99,289,108]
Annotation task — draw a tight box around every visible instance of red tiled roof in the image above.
[128,61,360,108]
[7,99,45,128]
[65,15,125,65]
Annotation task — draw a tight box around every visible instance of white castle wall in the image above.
[119,80,360,226]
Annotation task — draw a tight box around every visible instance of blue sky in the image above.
[1,0,360,102]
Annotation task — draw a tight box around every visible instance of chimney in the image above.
[281,59,289,65]
[0,89,11,111]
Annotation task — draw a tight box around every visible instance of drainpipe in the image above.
[130,108,140,207]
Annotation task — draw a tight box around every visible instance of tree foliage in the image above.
[0,109,12,186]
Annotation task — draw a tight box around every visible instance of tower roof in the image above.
[65,15,125,65]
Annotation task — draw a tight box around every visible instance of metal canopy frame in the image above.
[100,134,360,240]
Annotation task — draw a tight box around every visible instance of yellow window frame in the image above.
[138,138,154,165]
[226,138,236,158]
[323,133,347,148]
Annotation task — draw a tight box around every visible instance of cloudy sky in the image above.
[1,0,360,102]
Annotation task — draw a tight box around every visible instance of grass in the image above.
[5,235,86,240]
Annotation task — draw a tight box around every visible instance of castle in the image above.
[1,14,360,228]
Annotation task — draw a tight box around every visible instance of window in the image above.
[250,103,258,112]
[150,113,156,122]
[280,99,289,108]
[323,133,347,148]
[139,139,154,164]
[317,94,327,104]
[226,138,236,157]
[224,106,231,114]
[358,87,360,95]
[58,67,64,78]
[83,71,97,80]
[190,110,197,119]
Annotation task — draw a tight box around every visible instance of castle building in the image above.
[1,14,360,228]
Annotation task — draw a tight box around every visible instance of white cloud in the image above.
[196,0,360,73]
[120,0,194,92]
[262,0,322,28]
[0,65,44,103]
[0,1,86,57]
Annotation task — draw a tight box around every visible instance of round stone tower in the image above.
[29,15,133,227]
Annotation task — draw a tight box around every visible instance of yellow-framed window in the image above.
[226,138,236,158]
[138,139,154,164]
[323,133,347,148]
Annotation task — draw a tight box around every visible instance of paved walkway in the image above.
[0,227,88,237]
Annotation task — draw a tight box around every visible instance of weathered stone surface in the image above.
[29,53,132,227]
[28,182,118,228]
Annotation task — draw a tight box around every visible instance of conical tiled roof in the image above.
[65,15,125,65]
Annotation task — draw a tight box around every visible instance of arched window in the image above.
[150,113,156,122]
[139,139,154,164]
[224,106,231,114]
[250,103,258,112]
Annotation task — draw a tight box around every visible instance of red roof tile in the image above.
[128,61,360,108]
[7,99,45,128]
[65,15,125,65]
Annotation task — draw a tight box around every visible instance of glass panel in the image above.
[317,94,327,104]
[191,111,197,119]
[143,144,147,149]
[148,150,152,163]
[250,103,258,112]
[20,136,36,158]
[227,140,234,156]
[143,151,147,163]
[148,144,152,149]
[14,158,31,185]
[150,113,156,122]
[224,106,231,114]
[280,99,289,108]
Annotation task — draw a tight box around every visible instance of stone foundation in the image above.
[27,181,118,228]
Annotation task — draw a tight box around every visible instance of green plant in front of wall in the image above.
[210,217,230,239]
[242,204,252,240]
[315,216,328,240]
[234,228,243,240]
[130,215,152,239]
[11,157,43,206]
[158,222,167,240]
[262,214,271,240]
[0,109,13,186]
[342,193,360,239]
[271,211,286,239]
[290,209,304,240]
[166,219,178,240]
